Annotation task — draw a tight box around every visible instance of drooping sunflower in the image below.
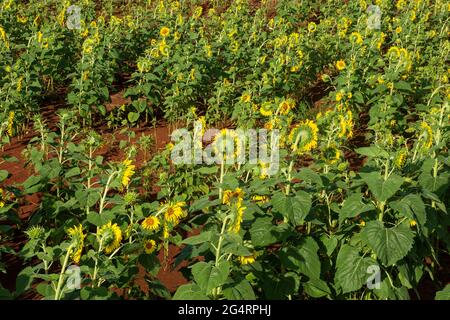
[142,216,161,231]
[322,146,341,165]
[395,149,408,169]
[229,202,245,234]
[418,122,433,149]
[288,120,319,153]
[259,102,273,117]
[349,32,363,45]
[67,224,86,264]
[98,222,122,254]
[7,111,14,137]
[237,252,258,265]
[223,188,244,206]
[121,159,136,187]
[143,239,157,254]
[335,60,346,71]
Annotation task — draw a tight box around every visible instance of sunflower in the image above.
[338,111,354,139]
[241,93,251,103]
[288,120,319,153]
[322,146,341,165]
[142,216,161,231]
[144,239,157,254]
[252,195,269,204]
[67,224,85,264]
[121,159,135,187]
[349,32,363,45]
[335,60,346,71]
[98,222,122,254]
[223,188,244,206]
[395,149,407,169]
[260,102,273,117]
[213,129,243,161]
[307,22,316,33]
[279,99,294,115]
[164,202,186,225]
[229,202,245,234]
[258,161,270,179]
[238,252,258,265]
[160,26,170,37]
[419,122,433,149]
[7,111,14,137]
[0,188,5,208]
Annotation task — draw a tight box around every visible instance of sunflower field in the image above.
[0,0,449,301]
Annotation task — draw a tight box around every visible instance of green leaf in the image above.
[182,231,212,245]
[86,212,104,227]
[191,261,230,294]
[222,278,256,300]
[303,277,331,298]
[359,172,404,203]
[65,167,81,179]
[335,244,377,294]
[294,168,323,187]
[394,81,412,92]
[272,191,311,225]
[250,217,277,247]
[128,111,140,123]
[15,267,35,296]
[0,170,8,182]
[389,194,426,227]
[355,147,388,159]
[172,284,209,300]
[361,221,414,266]
[261,272,300,300]
[339,193,375,225]
[279,237,321,279]
[435,284,450,300]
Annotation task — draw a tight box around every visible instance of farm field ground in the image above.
[0,0,449,301]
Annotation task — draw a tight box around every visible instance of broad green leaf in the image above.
[359,172,403,202]
[435,284,450,300]
[222,278,256,300]
[303,277,331,298]
[335,244,376,294]
[361,221,414,266]
[250,217,277,247]
[261,272,300,300]
[272,191,311,225]
[0,170,8,182]
[173,284,209,300]
[389,194,426,227]
[355,147,388,159]
[182,231,212,245]
[191,261,230,294]
[339,193,375,224]
[279,237,321,279]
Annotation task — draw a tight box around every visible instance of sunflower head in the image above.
[67,224,86,264]
[121,159,136,188]
[98,222,122,254]
[144,239,157,254]
[164,202,186,225]
[336,60,346,71]
[142,216,161,231]
[223,188,244,206]
[160,26,170,37]
[288,120,319,153]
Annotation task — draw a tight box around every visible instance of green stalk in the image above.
[54,244,74,300]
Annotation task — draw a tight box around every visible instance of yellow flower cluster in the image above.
[223,188,245,234]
